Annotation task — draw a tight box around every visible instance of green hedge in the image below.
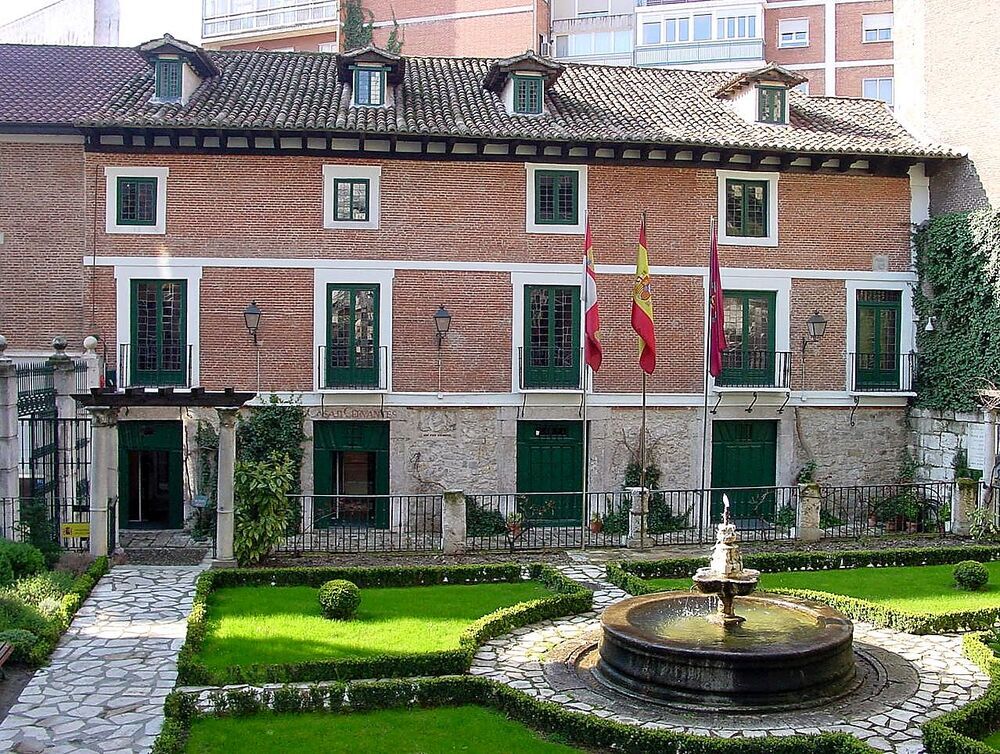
[607,545,1000,634]
[154,676,876,754]
[176,563,592,685]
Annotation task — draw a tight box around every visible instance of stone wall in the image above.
[908,407,987,482]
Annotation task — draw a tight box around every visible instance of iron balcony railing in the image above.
[202,0,339,40]
[849,352,917,393]
[518,346,584,391]
[716,350,792,389]
[117,343,195,389]
[634,38,764,67]
[317,345,388,391]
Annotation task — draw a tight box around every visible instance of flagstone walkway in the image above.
[0,565,205,754]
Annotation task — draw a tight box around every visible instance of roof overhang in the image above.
[484,51,565,92]
[74,386,255,409]
[715,63,807,98]
[337,45,405,85]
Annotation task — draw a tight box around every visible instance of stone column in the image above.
[441,489,466,555]
[626,487,653,549]
[954,477,977,537]
[81,336,102,390]
[88,406,118,558]
[796,482,822,543]
[214,408,239,568]
[0,337,18,539]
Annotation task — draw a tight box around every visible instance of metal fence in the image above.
[646,486,801,545]
[819,481,952,538]
[0,497,90,552]
[15,362,55,417]
[276,494,443,553]
[18,417,91,504]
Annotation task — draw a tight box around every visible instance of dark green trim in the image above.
[724,178,769,238]
[129,279,187,386]
[757,85,787,124]
[155,59,182,102]
[352,67,386,107]
[116,176,158,226]
[855,290,902,390]
[312,420,390,529]
[716,290,776,387]
[512,74,543,115]
[325,284,380,388]
[332,177,370,221]
[522,284,580,389]
[533,169,579,226]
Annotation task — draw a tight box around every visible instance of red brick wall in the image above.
[794,68,825,96]
[372,12,535,57]
[765,5,825,66]
[835,0,893,61]
[836,64,894,99]
[216,30,339,52]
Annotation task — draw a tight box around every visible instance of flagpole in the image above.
[639,211,648,548]
[581,214,589,550]
[700,217,716,532]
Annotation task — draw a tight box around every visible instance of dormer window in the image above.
[353,67,386,107]
[155,59,182,102]
[513,74,543,115]
[757,86,786,125]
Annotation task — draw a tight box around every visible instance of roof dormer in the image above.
[138,34,218,106]
[338,45,405,108]
[714,64,806,127]
[484,51,564,117]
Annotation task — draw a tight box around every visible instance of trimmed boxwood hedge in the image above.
[607,545,1000,635]
[176,563,592,685]
[154,676,877,754]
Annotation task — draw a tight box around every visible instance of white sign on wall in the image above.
[967,423,987,471]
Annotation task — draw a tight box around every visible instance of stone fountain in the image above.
[595,495,857,709]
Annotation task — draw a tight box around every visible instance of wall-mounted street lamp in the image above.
[433,304,452,349]
[800,310,828,393]
[243,301,262,345]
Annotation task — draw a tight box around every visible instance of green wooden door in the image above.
[118,421,184,530]
[313,421,389,529]
[130,280,187,386]
[523,285,581,389]
[516,421,583,526]
[856,291,902,391]
[711,420,777,523]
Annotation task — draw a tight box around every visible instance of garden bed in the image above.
[178,564,591,685]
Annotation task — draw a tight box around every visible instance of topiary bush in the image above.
[954,560,990,591]
[318,579,361,620]
[0,541,47,581]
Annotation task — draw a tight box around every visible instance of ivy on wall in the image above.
[914,209,1000,411]
[343,0,374,51]
[236,396,306,494]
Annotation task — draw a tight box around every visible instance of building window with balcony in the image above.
[778,18,809,48]
[524,285,580,389]
[693,14,712,41]
[325,284,380,389]
[642,21,661,45]
[131,280,187,387]
[757,86,787,125]
[154,59,182,102]
[717,14,757,40]
[862,13,893,42]
[513,74,543,115]
[854,290,902,391]
[333,178,370,222]
[718,291,777,388]
[353,67,386,107]
[862,77,894,106]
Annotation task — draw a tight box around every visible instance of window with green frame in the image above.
[326,284,380,388]
[155,59,182,102]
[718,290,776,387]
[757,86,786,124]
[130,280,187,386]
[855,290,901,391]
[117,177,157,226]
[535,170,579,226]
[512,74,543,115]
[353,67,385,107]
[333,178,370,221]
[523,285,580,389]
[725,178,768,238]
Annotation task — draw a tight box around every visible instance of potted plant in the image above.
[589,513,603,534]
[506,512,524,538]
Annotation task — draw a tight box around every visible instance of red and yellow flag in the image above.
[631,216,656,374]
[583,219,603,372]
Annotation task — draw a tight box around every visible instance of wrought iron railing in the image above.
[849,352,917,393]
[716,350,792,389]
[15,361,55,416]
[316,345,388,390]
[117,343,195,388]
[820,481,952,538]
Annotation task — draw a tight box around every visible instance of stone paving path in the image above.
[0,565,204,754]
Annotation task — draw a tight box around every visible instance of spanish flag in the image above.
[631,216,656,374]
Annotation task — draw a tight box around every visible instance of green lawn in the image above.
[199,581,552,669]
[984,731,1000,750]
[184,706,582,753]
[644,561,1000,614]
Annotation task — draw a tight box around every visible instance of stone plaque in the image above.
[967,423,987,471]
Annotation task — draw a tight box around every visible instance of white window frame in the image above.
[862,77,894,106]
[351,65,387,108]
[636,7,763,47]
[525,163,588,235]
[318,42,337,53]
[844,281,914,396]
[312,267,394,393]
[716,169,779,248]
[862,13,893,43]
[794,81,810,95]
[105,166,169,235]
[777,17,809,48]
[575,0,610,17]
[323,165,381,230]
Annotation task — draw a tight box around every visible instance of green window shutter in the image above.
[155,59,182,101]
[333,178,370,221]
[130,280,187,386]
[326,284,380,388]
[534,170,579,225]
[117,177,158,226]
[855,290,902,390]
[725,179,768,238]
[513,74,543,114]
[523,285,581,389]
[757,86,786,124]
[717,290,776,387]
[353,68,385,107]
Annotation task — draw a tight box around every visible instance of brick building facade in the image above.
[0,39,955,533]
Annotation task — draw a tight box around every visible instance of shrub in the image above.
[465,496,505,538]
[16,500,62,568]
[0,554,14,590]
[318,579,361,620]
[0,596,55,642]
[233,454,296,566]
[954,561,990,591]
[2,571,74,608]
[0,629,39,663]
[0,541,46,581]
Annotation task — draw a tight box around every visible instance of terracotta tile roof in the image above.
[0,43,957,159]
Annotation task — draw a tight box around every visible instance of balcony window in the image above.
[725,179,768,238]
[862,13,893,42]
[693,14,712,41]
[326,284,379,389]
[718,291,777,388]
[524,285,580,389]
[131,280,187,386]
[717,15,757,40]
[778,18,809,48]
[642,22,661,45]
[855,290,901,391]
[863,77,894,106]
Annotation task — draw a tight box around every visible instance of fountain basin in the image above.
[596,592,856,710]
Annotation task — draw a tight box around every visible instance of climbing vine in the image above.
[343,0,374,50]
[384,7,404,54]
[236,395,306,494]
[914,209,1000,411]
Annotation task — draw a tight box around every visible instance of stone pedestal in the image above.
[47,338,77,421]
[441,489,466,555]
[954,478,977,536]
[88,407,119,557]
[82,336,102,390]
[213,408,239,568]
[0,338,18,538]
[626,487,653,549]
[796,482,822,542]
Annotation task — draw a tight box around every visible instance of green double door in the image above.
[516,421,583,525]
[313,421,389,529]
[118,421,184,530]
[711,420,777,523]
